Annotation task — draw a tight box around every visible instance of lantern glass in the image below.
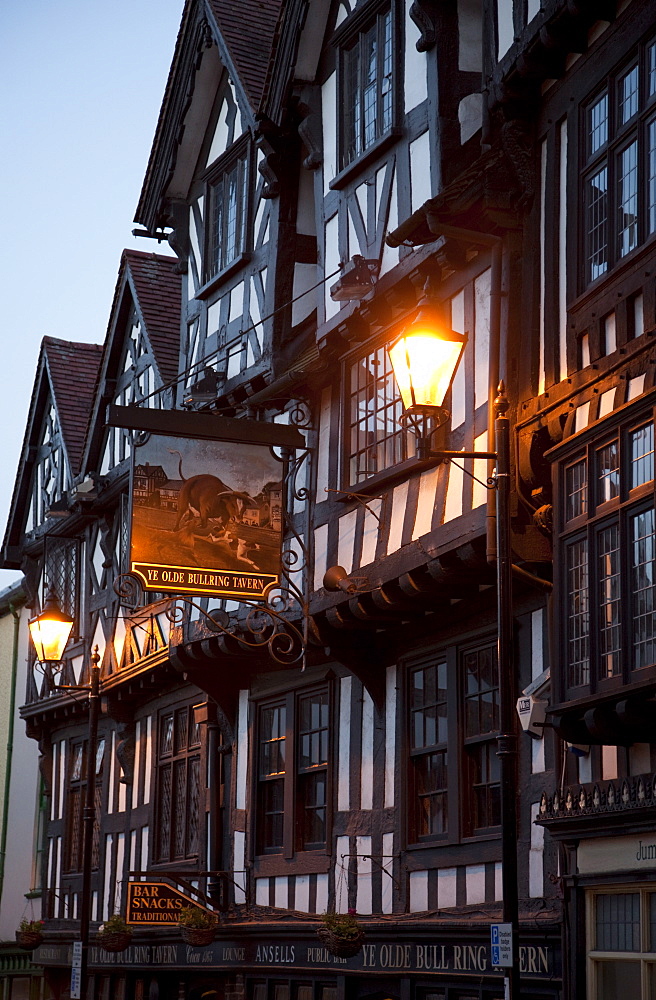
[29,606,74,664]
[388,322,466,413]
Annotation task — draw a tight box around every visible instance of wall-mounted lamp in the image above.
[323,566,368,595]
[330,255,379,301]
[28,588,74,668]
[387,290,466,460]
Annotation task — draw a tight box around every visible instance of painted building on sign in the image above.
[4,1,656,999]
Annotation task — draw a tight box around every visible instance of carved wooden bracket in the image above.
[409,0,438,52]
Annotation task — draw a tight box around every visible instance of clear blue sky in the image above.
[0,0,183,588]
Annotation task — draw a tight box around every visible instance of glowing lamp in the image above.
[29,590,74,665]
[388,308,466,416]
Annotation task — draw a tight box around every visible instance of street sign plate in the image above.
[490,923,513,967]
[70,966,81,1000]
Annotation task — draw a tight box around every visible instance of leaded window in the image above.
[582,40,656,287]
[337,3,396,170]
[560,414,656,693]
[206,147,249,281]
[346,343,415,486]
[155,705,202,862]
[64,737,104,874]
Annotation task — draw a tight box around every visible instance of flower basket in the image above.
[180,926,215,947]
[316,913,365,958]
[15,930,43,951]
[316,924,365,957]
[96,930,132,953]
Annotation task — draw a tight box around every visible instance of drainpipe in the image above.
[0,602,21,907]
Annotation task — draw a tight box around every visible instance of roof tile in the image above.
[205,0,284,110]
[123,250,182,386]
[43,338,104,476]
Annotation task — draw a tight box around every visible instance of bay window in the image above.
[560,412,655,695]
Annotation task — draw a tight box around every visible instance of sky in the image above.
[0,0,183,589]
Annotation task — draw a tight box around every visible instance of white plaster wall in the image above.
[0,606,43,937]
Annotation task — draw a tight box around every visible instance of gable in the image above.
[1,338,102,566]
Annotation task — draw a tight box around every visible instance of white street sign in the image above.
[490,922,513,967]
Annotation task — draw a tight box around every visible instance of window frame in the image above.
[63,735,105,874]
[254,685,332,862]
[202,134,252,288]
[405,638,500,850]
[153,703,203,865]
[333,0,401,176]
[586,885,656,1000]
[580,37,656,290]
[556,406,656,700]
[341,336,418,491]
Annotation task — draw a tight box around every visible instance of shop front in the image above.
[566,831,656,1000]
[32,923,561,1000]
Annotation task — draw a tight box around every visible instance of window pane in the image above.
[567,538,590,686]
[260,778,285,850]
[631,424,655,488]
[597,443,619,503]
[298,771,327,848]
[589,93,609,154]
[413,750,448,836]
[463,646,499,738]
[469,741,501,830]
[596,961,641,998]
[596,893,640,950]
[619,66,639,124]
[348,347,411,483]
[618,141,638,258]
[260,705,286,776]
[599,523,621,678]
[650,43,656,97]
[160,714,173,756]
[650,892,656,950]
[298,692,329,769]
[649,119,656,236]
[411,663,447,748]
[587,167,608,282]
[632,508,656,668]
[566,459,588,520]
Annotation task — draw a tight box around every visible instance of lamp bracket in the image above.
[324,488,382,522]
[424,449,499,491]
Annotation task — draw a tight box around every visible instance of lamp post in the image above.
[29,595,100,1000]
[388,322,520,999]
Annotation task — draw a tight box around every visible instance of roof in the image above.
[1,337,103,568]
[205,0,284,111]
[136,0,285,230]
[124,250,182,385]
[43,338,104,476]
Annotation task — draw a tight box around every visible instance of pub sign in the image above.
[126,881,214,926]
[130,433,283,600]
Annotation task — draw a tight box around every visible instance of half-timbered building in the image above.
[5,2,656,1000]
